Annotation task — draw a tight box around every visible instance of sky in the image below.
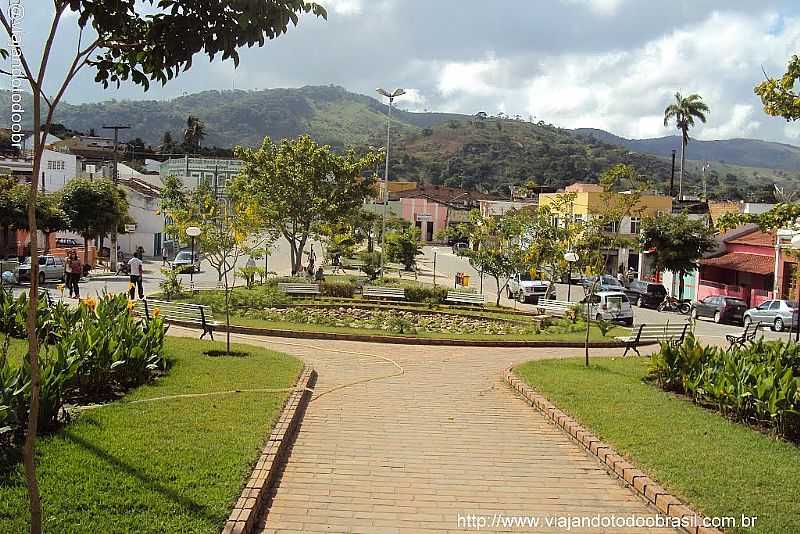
[12,0,800,144]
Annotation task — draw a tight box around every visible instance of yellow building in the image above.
[539,183,673,276]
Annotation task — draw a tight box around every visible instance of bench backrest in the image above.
[363,286,406,298]
[635,323,688,339]
[277,283,320,293]
[446,291,486,304]
[134,299,213,324]
[538,300,574,315]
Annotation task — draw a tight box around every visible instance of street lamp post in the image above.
[564,251,579,301]
[791,233,800,342]
[186,226,202,290]
[376,88,406,279]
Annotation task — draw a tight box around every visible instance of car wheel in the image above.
[596,314,603,321]
[506,287,512,299]
[714,311,721,324]
[774,317,784,332]
[624,318,634,327]
[38,271,45,285]
[517,291,526,304]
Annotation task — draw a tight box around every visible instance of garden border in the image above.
[170,319,653,348]
[222,365,317,534]
[504,368,722,534]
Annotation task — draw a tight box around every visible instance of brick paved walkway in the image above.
[175,329,672,533]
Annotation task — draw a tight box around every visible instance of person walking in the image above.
[245,256,256,286]
[68,250,82,299]
[128,251,145,300]
[64,250,74,298]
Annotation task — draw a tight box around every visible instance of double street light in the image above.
[376,88,406,279]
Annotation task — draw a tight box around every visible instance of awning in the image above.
[700,252,774,276]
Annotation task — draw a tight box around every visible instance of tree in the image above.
[231,135,382,274]
[640,214,716,300]
[0,178,27,256]
[36,193,69,254]
[183,116,206,154]
[385,227,423,270]
[462,210,525,306]
[754,54,800,121]
[59,179,129,266]
[160,131,176,154]
[0,3,326,529]
[663,92,710,199]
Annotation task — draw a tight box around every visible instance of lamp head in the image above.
[186,226,202,238]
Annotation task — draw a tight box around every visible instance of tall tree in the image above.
[60,179,129,266]
[0,3,325,529]
[231,135,382,274]
[160,131,176,154]
[183,116,206,154]
[36,193,69,254]
[640,213,716,300]
[663,92,710,200]
[755,54,800,121]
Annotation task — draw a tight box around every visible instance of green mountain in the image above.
[2,85,797,200]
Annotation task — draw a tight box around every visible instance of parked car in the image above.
[15,255,65,284]
[623,280,668,308]
[743,299,797,332]
[507,271,553,304]
[691,295,747,324]
[172,250,200,273]
[55,237,81,249]
[581,274,624,292]
[581,290,634,326]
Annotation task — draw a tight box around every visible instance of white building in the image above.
[41,149,78,192]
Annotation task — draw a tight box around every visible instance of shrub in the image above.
[320,281,356,298]
[649,335,800,438]
[192,286,289,312]
[404,285,448,304]
[159,267,185,301]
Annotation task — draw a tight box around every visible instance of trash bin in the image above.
[462,274,471,286]
[455,272,464,286]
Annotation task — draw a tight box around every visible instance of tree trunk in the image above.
[494,276,501,306]
[679,136,686,200]
[678,270,685,301]
[585,299,591,367]
[42,232,50,254]
[83,239,89,268]
[224,267,231,354]
[24,86,43,534]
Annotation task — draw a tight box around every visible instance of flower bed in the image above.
[241,306,537,336]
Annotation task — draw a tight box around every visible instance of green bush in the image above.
[649,334,800,438]
[192,285,290,312]
[320,281,356,298]
[403,285,448,304]
[159,267,185,301]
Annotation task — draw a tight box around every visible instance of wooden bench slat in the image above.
[133,299,216,340]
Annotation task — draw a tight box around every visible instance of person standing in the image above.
[64,250,74,298]
[68,250,82,299]
[245,256,256,286]
[128,251,145,300]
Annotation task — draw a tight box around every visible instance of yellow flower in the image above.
[128,282,134,291]
[127,300,135,312]
[82,297,97,311]
[153,307,161,317]
[56,283,65,293]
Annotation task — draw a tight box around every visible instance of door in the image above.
[751,300,772,323]
[697,296,717,317]
[426,221,434,242]
[153,233,162,258]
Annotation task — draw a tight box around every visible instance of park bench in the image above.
[445,290,486,306]
[277,282,321,297]
[363,286,406,301]
[618,322,690,357]
[134,299,218,340]
[537,299,574,318]
[726,321,764,349]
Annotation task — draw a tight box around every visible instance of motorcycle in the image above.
[657,295,691,315]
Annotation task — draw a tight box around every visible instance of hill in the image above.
[574,128,800,171]
[1,86,798,200]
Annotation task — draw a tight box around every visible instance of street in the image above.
[5,241,790,344]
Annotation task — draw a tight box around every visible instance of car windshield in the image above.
[602,276,622,286]
[650,285,667,294]
[782,300,795,308]
[176,252,192,261]
[519,273,533,281]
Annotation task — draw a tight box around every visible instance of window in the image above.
[629,217,641,235]
[769,301,781,310]
[604,220,618,233]
[552,216,560,228]
[46,160,65,170]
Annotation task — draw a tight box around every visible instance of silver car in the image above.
[15,255,66,284]
[582,290,635,326]
[743,299,797,332]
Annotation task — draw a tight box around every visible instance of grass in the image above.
[515,357,800,534]
[1,337,27,367]
[0,337,302,534]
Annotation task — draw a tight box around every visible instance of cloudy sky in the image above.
[14,1,800,144]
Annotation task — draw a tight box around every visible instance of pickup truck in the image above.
[507,272,553,304]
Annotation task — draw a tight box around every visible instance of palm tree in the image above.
[663,92,710,200]
[183,116,206,154]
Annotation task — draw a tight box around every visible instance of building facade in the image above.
[160,156,243,197]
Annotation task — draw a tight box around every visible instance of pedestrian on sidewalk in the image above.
[128,251,145,300]
[68,250,82,299]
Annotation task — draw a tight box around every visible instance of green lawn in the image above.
[0,337,302,534]
[2,337,27,367]
[515,357,800,534]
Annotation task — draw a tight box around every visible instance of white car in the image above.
[582,290,634,326]
[507,272,552,304]
[172,251,200,273]
[15,255,66,285]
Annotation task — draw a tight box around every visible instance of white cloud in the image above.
[428,11,800,143]
[323,0,364,15]
[561,0,624,16]
[396,88,429,112]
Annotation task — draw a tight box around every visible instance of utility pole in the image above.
[103,125,130,272]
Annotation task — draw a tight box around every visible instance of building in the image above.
[393,185,496,242]
[160,156,242,197]
[0,149,78,192]
[539,183,673,276]
[478,199,537,219]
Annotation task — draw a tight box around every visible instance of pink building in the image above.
[395,185,496,243]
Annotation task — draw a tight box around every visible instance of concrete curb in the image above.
[221,366,316,534]
[504,368,722,534]
[172,320,653,348]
